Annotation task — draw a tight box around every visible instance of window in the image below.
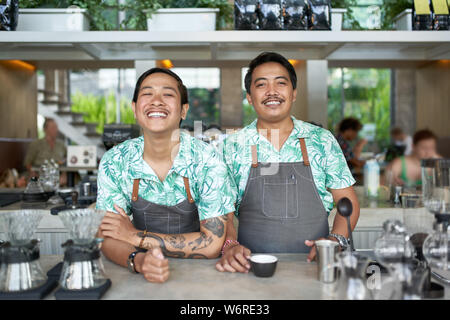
[328,68,391,152]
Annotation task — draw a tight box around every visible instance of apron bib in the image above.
[130,177,200,234]
[237,138,329,253]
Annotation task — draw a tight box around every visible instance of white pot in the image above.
[17,8,89,31]
[144,8,219,31]
[331,8,347,31]
[393,9,413,31]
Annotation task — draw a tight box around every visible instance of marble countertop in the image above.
[37,254,449,300]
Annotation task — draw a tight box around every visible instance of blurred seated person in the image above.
[385,129,441,188]
[24,118,67,185]
[336,117,368,172]
[385,127,413,162]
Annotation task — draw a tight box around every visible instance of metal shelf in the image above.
[1,30,449,62]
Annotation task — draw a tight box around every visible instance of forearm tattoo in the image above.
[136,215,228,258]
[188,233,213,251]
[164,234,186,250]
[187,253,208,259]
[138,232,186,258]
[201,217,225,238]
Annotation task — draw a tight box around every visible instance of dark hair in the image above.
[413,129,437,145]
[132,67,188,105]
[244,52,297,94]
[391,127,404,136]
[43,118,55,130]
[338,117,363,133]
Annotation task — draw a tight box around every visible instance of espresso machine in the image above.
[0,210,58,299]
[51,208,111,299]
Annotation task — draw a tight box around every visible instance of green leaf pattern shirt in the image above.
[218,116,356,215]
[96,131,237,221]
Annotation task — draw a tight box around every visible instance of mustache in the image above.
[262,97,285,104]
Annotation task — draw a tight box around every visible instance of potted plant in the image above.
[379,0,412,30]
[118,0,233,31]
[18,0,119,31]
[331,0,362,30]
[17,0,89,31]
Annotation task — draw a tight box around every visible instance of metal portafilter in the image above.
[336,197,354,251]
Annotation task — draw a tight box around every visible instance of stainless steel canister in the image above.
[315,239,339,283]
[82,182,91,197]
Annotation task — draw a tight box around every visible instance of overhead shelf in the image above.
[0,31,449,62]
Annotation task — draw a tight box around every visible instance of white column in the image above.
[291,60,329,128]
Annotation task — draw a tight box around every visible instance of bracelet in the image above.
[221,239,239,256]
[138,230,147,248]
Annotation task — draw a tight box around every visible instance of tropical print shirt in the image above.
[96,131,237,221]
[219,116,355,215]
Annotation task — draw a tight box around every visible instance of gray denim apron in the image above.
[130,177,200,234]
[237,138,329,253]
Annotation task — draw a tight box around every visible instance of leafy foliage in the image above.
[19,0,233,30]
[328,68,391,152]
[331,0,363,30]
[380,0,413,30]
[71,90,135,134]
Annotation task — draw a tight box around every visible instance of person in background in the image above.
[23,117,67,185]
[385,129,441,188]
[391,127,413,156]
[336,117,367,171]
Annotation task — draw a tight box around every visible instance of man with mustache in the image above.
[216,52,360,273]
[96,68,236,283]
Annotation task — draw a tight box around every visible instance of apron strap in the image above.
[132,179,140,202]
[183,177,195,203]
[251,145,258,168]
[299,138,310,166]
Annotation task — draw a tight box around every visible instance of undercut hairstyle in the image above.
[132,67,188,105]
[244,52,297,94]
[413,129,437,145]
[338,117,363,133]
[43,118,55,130]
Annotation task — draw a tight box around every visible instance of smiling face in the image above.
[132,72,189,135]
[246,62,297,124]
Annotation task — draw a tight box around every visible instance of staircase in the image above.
[37,89,106,158]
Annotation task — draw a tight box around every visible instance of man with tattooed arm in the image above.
[96,68,236,283]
